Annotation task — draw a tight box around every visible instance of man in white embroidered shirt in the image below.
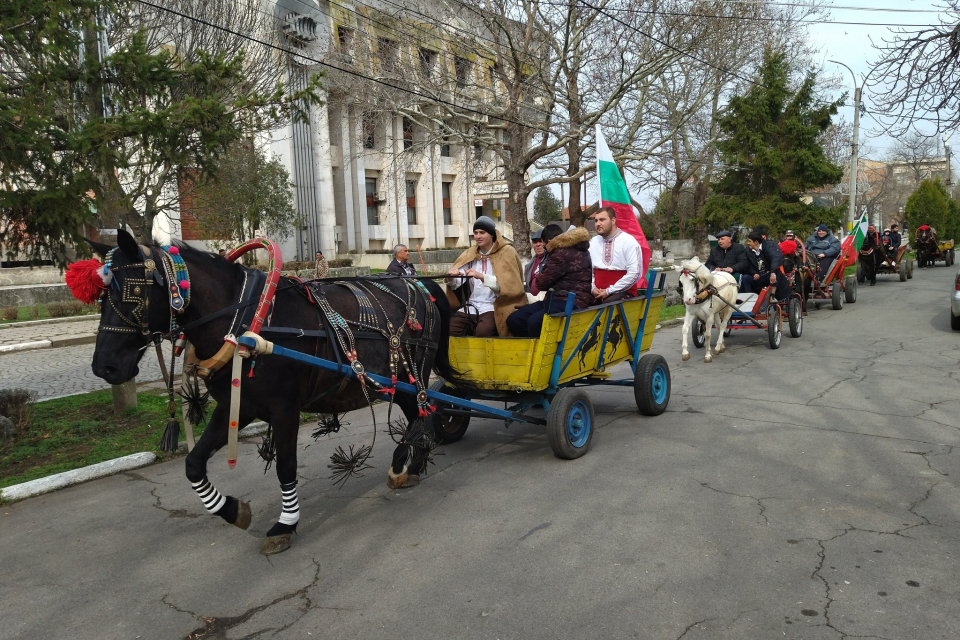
[589,206,643,304]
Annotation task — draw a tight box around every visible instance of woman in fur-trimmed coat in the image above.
[506,225,593,337]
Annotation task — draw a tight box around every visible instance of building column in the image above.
[338,105,358,253]
[311,87,337,259]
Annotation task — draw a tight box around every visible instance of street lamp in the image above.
[828,60,865,235]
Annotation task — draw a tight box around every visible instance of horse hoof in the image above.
[715,346,725,354]
[386,470,420,490]
[260,534,291,555]
[682,353,691,362]
[704,355,713,363]
[234,501,252,530]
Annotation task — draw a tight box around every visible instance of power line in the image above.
[718,0,946,14]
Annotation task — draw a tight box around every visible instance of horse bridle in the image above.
[99,245,188,342]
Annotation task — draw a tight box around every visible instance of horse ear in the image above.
[84,238,114,259]
[116,228,140,261]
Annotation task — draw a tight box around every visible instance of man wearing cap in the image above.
[804,224,841,276]
[705,230,748,283]
[523,229,547,295]
[589,206,642,303]
[446,216,526,337]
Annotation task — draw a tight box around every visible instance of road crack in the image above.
[697,481,777,525]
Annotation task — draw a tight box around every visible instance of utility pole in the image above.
[944,136,952,188]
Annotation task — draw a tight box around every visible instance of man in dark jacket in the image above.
[804,224,841,275]
[883,223,902,264]
[742,229,788,300]
[506,224,592,337]
[705,230,749,284]
[386,244,417,276]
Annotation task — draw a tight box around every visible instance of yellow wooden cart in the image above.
[431,271,672,459]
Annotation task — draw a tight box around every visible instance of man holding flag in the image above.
[595,125,651,290]
[589,206,642,303]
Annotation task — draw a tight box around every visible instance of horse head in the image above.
[678,257,707,306]
[86,229,176,385]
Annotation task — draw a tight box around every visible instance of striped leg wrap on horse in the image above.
[192,477,226,514]
[279,481,300,525]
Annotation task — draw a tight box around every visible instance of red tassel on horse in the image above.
[65,259,110,304]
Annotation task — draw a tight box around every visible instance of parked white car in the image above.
[952,267,960,330]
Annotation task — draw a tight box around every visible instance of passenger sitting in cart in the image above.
[588,206,642,304]
[507,224,593,338]
[804,224,841,276]
[446,216,526,337]
[742,229,788,300]
[882,223,902,264]
[705,229,748,284]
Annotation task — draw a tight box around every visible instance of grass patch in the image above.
[0,390,212,489]
[0,303,99,325]
[658,304,686,321]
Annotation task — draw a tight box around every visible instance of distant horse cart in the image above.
[915,225,955,268]
[858,226,912,284]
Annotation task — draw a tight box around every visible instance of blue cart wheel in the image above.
[547,388,594,459]
[635,354,671,416]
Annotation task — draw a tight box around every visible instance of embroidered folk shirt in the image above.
[449,250,499,315]
[588,229,642,296]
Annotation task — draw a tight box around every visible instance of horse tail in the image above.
[421,278,464,385]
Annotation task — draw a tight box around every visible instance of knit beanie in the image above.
[473,216,498,239]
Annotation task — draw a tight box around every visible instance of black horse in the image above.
[88,230,457,554]
[858,226,882,286]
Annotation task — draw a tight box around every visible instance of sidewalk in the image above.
[0,316,98,353]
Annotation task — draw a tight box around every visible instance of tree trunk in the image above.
[112,379,138,414]
[507,171,531,259]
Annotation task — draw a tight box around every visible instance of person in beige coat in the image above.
[446,216,526,337]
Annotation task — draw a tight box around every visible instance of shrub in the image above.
[26,306,40,320]
[0,388,38,440]
[1,306,18,321]
[82,302,101,315]
[328,258,353,268]
[46,301,84,317]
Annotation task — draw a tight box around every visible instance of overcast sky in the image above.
[811,0,948,158]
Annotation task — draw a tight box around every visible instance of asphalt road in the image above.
[2,264,959,640]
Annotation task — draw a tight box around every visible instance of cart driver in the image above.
[446,216,526,337]
[589,206,642,304]
[705,230,748,285]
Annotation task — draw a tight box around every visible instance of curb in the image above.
[0,334,96,354]
[1,452,157,502]
[0,315,98,330]
[655,318,683,329]
[0,340,52,354]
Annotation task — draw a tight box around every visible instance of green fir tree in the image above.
[700,49,846,237]
[533,186,563,226]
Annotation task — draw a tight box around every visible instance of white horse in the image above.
[678,257,739,363]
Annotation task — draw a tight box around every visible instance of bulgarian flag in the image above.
[838,211,869,268]
[597,125,650,284]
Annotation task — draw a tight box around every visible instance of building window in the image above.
[441,181,452,225]
[366,177,379,225]
[455,56,471,88]
[418,48,437,78]
[403,117,414,151]
[378,38,398,73]
[337,26,354,56]
[361,112,375,149]
[406,179,418,225]
[440,140,451,157]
